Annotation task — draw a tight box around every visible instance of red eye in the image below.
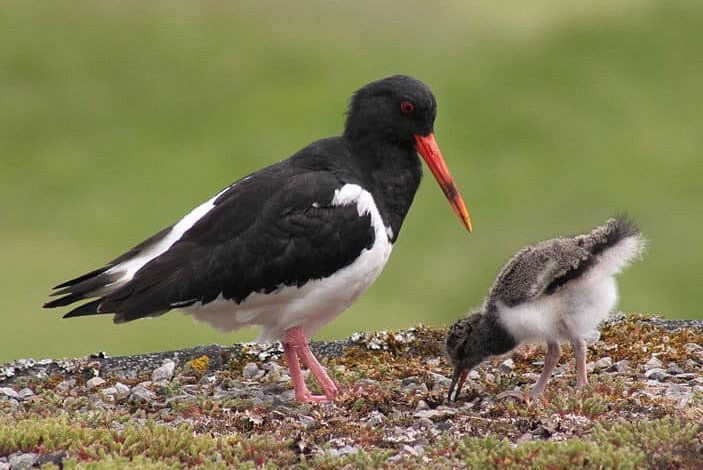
[400,100,415,115]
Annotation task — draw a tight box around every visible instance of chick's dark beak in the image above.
[447,367,469,401]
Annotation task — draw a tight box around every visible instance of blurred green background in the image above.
[1,0,701,362]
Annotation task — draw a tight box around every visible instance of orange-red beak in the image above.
[414,133,473,233]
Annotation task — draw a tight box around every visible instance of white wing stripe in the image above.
[106,185,233,283]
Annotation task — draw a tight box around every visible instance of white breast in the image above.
[186,184,393,342]
[497,275,618,344]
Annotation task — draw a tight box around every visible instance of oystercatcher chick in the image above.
[446,217,644,401]
[44,75,473,404]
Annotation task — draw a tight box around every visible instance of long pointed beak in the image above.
[447,368,469,401]
[414,133,473,233]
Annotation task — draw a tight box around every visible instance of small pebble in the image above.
[415,400,429,411]
[402,381,428,395]
[429,372,451,391]
[298,415,315,428]
[130,383,156,403]
[18,388,34,400]
[8,453,38,470]
[424,357,441,368]
[644,356,663,370]
[56,379,76,392]
[366,411,385,426]
[608,360,631,374]
[151,359,175,383]
[114,382,131,399]
[644,368,669,381]
[242,362,261,380]
[498,359,515,373]
[664,383,692,400]
[595,356,613,370]
[0,387,19,400]
[87,377,106,389]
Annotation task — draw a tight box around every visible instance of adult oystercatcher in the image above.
[446,217,644,401]
[44,75,473,403]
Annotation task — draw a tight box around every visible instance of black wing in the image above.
[47,162,376,322]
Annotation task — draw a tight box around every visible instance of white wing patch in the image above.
[106,184,234,285]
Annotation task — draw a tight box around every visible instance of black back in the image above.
[45,75,440,323]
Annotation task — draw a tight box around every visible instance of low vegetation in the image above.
[1,314,701,468]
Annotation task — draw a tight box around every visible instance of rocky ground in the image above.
[1,313,702,469]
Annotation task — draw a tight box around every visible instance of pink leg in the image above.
[297,339,339,399]
[571,338,589,388]
[282,327,337,403]
[529,342,561,399]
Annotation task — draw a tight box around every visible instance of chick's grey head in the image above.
[446,311,489,401]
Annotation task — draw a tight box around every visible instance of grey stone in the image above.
[414,406,457,420]
[0,387,19,400]
[415,400,429,411]
[366,411,385,426]
[644,368,669,381]
[424,357,441,368]
[402,381,428,395]
[130,383,156,403]
[114,382,131,399]
[17,388,34,400]
[151,359,175,383]
[56,379,76,392]
[336,445,359,456]
[595,356,613,370]
[429,372,451,391]
[101,387,118,400]
[242,362,261,380]
[664,383,692,400]
[666,364,685,375]
[608,360,631,374]
[8,453,38,470]
[15,359,36,369]
[498,358,515,373]
[586,362,596,373]
[298,415,315,428]
[672,373,697,381]
[87,376,106,389]
[644,356,663,370]
[401,376,419,386]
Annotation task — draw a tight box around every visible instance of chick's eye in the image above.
[400,100,415,115]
